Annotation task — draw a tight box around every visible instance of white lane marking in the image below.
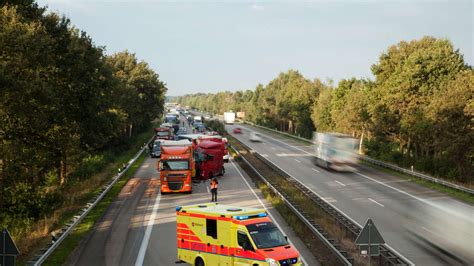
[238,149,415,265]
[311,168,320,173]
[368,198,385,207]
[355,172,438,208]
[276,153,312,157]
[294,159,301,163]
[230,159,309,266]
[242,124,453,214]
[240,125,313,156]
[335,180,346,187]
[135,192,161,266]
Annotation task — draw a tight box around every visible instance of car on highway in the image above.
[233,127,242,134]
[176,127,187,136]
[150,139,162,158]
[250,131,262,142]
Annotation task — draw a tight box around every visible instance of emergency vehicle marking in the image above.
[176,204,301,265]
[177,215,269,262]
[177,248,267,262]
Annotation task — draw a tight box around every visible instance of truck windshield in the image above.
[162,160,189,170]
[157,131,169,136]
[246,222,288,249]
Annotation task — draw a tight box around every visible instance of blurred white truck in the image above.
[223,112,235,124]
[313,132,359,172]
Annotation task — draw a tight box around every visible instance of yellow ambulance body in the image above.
[176,203,302,266]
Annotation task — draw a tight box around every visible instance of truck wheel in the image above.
[195,257,205,266]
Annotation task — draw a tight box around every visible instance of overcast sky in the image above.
[36,0,473,96]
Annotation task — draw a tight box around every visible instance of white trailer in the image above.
[313,132,359,172]
[223,112,235,124]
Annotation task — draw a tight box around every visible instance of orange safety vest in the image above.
[210,180,218,189]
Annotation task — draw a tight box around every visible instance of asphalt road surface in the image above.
[226,123,474,266]
[67,117,318,266]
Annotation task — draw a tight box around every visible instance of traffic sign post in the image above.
[0,228,20,266]
[355,218,385,265]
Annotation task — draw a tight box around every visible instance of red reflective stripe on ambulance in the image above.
[177,228,194,235]
[177,222,190,229]
[177,234,201,242]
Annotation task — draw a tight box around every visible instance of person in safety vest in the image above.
[210,177,218,202]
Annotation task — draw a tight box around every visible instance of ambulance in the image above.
[176,203,302,266]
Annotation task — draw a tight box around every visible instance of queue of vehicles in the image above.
[154,107,302,265]
[149,112,230,193]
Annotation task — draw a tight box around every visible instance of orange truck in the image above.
[158,140,195,194]
[176,203,302,266]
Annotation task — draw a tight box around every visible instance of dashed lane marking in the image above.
[368,198,385,207]
[230,159,309,266]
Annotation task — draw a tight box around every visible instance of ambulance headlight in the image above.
[265,258,278,266]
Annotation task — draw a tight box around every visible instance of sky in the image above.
[36,0,473,96]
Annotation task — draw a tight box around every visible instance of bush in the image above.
[205,120,226,134]
[70,155,107,180]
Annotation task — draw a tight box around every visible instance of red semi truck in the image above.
[155,127,174,140]
[196,138,225,180]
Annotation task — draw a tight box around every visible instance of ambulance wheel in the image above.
[194,257,205,266]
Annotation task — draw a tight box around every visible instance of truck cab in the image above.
[158,140,194,193]
[155,126,173,140]
[177,203,302,266]
[195,139,225,180]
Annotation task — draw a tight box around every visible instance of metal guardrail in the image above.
[27,139,152,265]
[361,156,474,195]
[231,138,413,266]
[231,142,352,266]
[241,121,474,196]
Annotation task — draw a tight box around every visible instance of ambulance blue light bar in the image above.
[234,213,267,220]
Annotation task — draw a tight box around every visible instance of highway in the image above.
[226,123,474,266]
[66,117,318,266]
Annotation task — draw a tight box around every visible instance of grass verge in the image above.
[18,122,158,265]
[241,121,312,145]
[243,122,474,205]
[362,161,474,205]
[43,151,147,265]
[228,137,368,265]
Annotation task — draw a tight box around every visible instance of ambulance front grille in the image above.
[168,181,183,191]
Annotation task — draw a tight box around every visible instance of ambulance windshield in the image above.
[162,160,189,170]
[246,222,288,249]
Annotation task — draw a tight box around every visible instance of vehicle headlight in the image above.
[265,258,278,266]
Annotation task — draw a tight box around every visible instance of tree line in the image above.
[176,37,473,182]
[1,1,166,237]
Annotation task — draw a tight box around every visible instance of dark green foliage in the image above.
[176,37,473,183]
[0,1,166,242]
[205,120,225,135]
